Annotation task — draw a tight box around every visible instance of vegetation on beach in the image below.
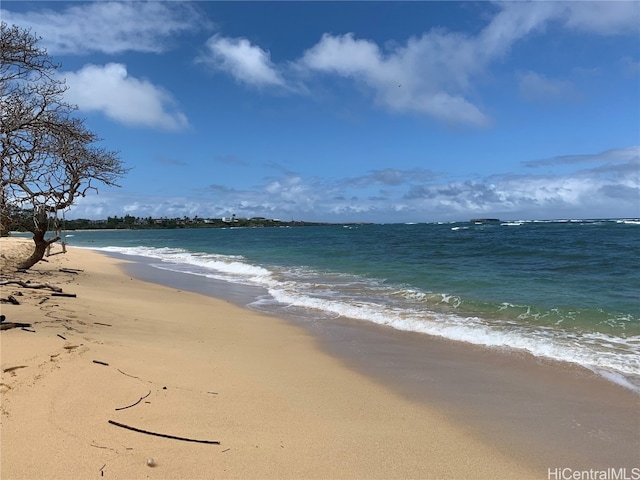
[0,23,126,269]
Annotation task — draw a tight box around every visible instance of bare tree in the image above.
[1,22,127,269]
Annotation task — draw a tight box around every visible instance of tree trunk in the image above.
[17,228,59,270]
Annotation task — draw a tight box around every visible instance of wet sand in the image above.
[124,255,640,472]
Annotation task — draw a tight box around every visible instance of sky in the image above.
[2,1,639,223]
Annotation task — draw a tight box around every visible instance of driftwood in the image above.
[51,292,76,298]
[0,280,62,293]
[57,334,66,340]
[3,365,28,373]
[92,360,109,366]
[115,390,151,411]
[0,295,20,305]
[94,322,112,327]
[59,268,83,274]
[108,420,220,444]
[0,322,32,331]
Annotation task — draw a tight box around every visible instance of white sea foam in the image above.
[94,245,271,283]
[88,244,640,392]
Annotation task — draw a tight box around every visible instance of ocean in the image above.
[61,218,640,392]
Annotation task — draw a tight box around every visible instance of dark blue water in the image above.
[61,218,640,390]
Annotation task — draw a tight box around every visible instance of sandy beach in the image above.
[1,237,637,479]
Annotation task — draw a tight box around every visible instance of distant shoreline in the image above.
[8,216,639,234]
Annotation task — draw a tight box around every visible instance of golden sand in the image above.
[0,237,537,479]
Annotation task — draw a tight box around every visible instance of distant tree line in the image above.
[25,215,348,231]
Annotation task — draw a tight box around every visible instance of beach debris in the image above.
[117,369,140,379]
[59,268,83,274]
[3,365,28,373]
[0,322,32,331]
[51,292,76,298]
[57,334,66,340]
[0,314,32,330]
[115,390,151,411]
[94,322,112,327]
[38,297,49,304]
[0,280,62,292]
[146,458,156,467]
[92,360,109,366]
[108,420,221,445]
[99,464,106,477]
[0,295,20,305]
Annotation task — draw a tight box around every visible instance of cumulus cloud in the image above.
[61,63,188,130]
[5,0,637,129]
[291,1,638,126]
[187,1,636,127]
[297,32,490,126]
[0,1,205,55]
[68,146,640,222]
[421,144,639,218]
[199,34,285,88]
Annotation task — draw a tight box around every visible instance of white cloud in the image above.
[62,63,188,130]
[485,1,639,44]
[68,146,640,222]
[291,2,638,126]
[1,1,205,55]
[561,1,640,35]
[478,1,559,58]
[297,32,490,126]
[199,35,285,88]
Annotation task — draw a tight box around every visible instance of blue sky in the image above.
[3,1,639,223]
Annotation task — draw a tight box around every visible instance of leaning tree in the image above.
[1,22,127,269]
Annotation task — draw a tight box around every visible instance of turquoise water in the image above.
[61,219,640,390]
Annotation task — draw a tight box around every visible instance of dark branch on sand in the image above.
[115,390,151,411]
[117,369,139,379]
[0,322,32,331]
[0,280,63,292]
[108,420,220,444]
